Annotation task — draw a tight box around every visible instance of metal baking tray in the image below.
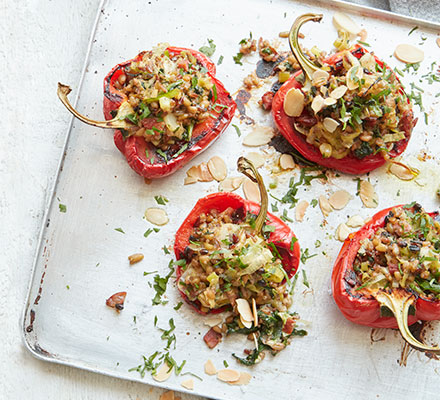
[23,0,440,398]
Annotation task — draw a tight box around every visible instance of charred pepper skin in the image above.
[103,47,236,179]
[331,205,440,329]
[173,192,300,315]
[271,45,414,175]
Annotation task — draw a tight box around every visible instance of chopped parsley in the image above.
[232,123,241,137]
[199,39,216,57]
[59,203,67,213]
[154,195,169,205]
[114,227,125,234]
[217,55,224,65]
[233,52,244,65]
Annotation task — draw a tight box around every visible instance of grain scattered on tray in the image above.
[336,223,350,242]
[246,152,265,168]
[328,190,351,210]
[128,253,144,265]
[243,178,261,203]
[217,369,241,383]
[204,359,217,376]
[279,153,295,170]
[181,379,194,390]
[207,156,227,181]
[394,43,424,64]
[153,362,173,382]
[295,200,309,222]
[359,180,378,208]
[319,195,332,217]
[346,215,364,228]
[229,372,252,386]
[242,126,274,147]
[145,207,169,226]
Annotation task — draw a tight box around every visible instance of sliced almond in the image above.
[394,44,424,64]
[243,126,274,147]
[246,152,265,168]
[346,215,364,228]
[186,165,200,178]
[243,178,260,203]
[283,88,305,117]
[359,180,378,208]
[203,315,223,328]
[198,163,214,182]
[219,176,243,192]
[279,153,296,170]
[236,298,254,325]
[184,176,198,185]
[330,85,347,100]
[319,195,332,217]
[323,97,337,106]
[312,69,330,86]
[437,37,440,48]
[159,390,175,400]
[217,369,241,383]
[252,298,258,327]
[181,379,194,390]
[294,122,308,135]
[230,372,252,386]
[207,156,227,181]
[346,65,364,90]
[153,362,173,382]
[358,28,368,42]
[336,223,351,242]
[295,200,309,222]
[145,208,169,226]
[323,117,339,133]
[204,359,217,376]
[359,53,376,71]
[311,95,325,114]
[333,12,361,39]
[388,161,419,181]
[328,190,351,210]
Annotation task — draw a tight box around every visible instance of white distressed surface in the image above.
[0,1,198,399]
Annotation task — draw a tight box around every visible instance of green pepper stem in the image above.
[237,157,268,235]
[288,13,323,81]
[375,289,440,354]
[57,83,133,131]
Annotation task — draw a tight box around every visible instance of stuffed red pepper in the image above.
[174,157,305,364]
[58,44,236,179]
[332,202,440,353]
[271,14,416,174]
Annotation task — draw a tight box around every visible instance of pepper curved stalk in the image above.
[332,205,440,353]
[173,157,300,314]
[271,14,415,174]
[58,46,236,179]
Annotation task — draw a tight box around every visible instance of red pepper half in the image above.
[173,159,300,315]
[332,205,440,352]
[271,14,415,175]
[58,47,236,179]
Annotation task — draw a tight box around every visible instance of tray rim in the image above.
[21,0,440,394]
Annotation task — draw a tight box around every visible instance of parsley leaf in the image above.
[199,39,216,57]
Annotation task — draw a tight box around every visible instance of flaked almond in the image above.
[388,161,419,181]
[128,253,144,265]
[246,152,265,168]
[243,178,260,203]
[236,298,254,326]
[252,298,258,327]
[159,390,175,400]
[203,315,223,327]
[207,156,227,181]
[198,163,214,182]
[359,53,376,71]
[312,69,330,85]
[279,153,295,170]
[323,117,339,133]
[219,176,243,192]
[204,359,217,376]
[311,95,325,114]
[319,195,332,217]
[437,37,440,48]
[153,362,173,382]
[186,165,200,178]
[181,379,194,390]
[230,372,252,386]
[346,65,364,90]
[328,190,351,210]
[145,208,169,226]
[295,200,309,222]
[333,12,361,39]
[330,85,347,99]
[294,122,308,135]
[283,88,305,117]
[346,215,364,228]
[359,180,378,208]
[394,43,424,64]
[323,97,337,106]
[336,223,351,242]
[217,369,241,383]
[243,126,274,147]
[184,176,198,185]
